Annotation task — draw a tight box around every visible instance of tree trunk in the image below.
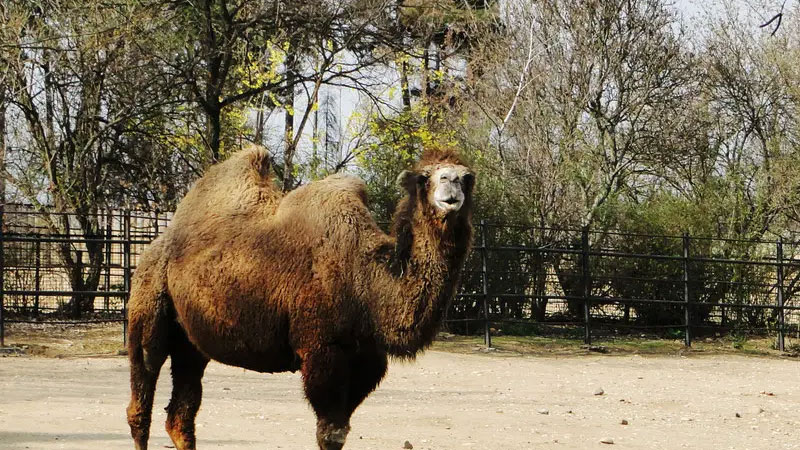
[552,250,585,319]
[0,91,6,205]
[282,53,297,192]
[208,105,222,162]
[401,61,412,110]
[422,46,430,102]
[55,209,105,318]
[254,105,265,146]
[531,252,548,322]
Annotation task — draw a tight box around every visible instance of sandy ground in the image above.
[1,351,799,450]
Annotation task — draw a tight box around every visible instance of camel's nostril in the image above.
[444,198,459,205]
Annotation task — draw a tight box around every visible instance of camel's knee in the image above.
[127,403,151,431]
[316,421,350,450]
[142,347,167,373]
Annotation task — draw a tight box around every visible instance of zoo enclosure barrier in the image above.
[451,221,800,350]
[1,207,799,350]
[0,205,169,346]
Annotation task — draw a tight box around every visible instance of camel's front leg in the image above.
[345,351,387,417]
[301,346,352,450]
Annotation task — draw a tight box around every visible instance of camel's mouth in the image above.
[435,197,463,212]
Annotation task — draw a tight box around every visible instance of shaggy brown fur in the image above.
[126,145,474,450]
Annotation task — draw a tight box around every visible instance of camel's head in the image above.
[397,148,475,219]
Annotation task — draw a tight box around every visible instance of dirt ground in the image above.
[1,325,800,449]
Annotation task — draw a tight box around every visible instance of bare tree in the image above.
[1,1,182,316]
[453,0,695,317]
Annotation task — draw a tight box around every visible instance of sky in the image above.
[674,0,703,20]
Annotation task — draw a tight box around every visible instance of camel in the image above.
[125,145,475,450]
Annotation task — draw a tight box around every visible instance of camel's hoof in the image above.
[317,425,349,450]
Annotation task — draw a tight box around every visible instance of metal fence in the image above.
[1,207,799,350]
[453,222,800,350]
[0,205,170,345]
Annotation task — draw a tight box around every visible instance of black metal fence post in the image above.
[582,226,591,345]
[123,210,132,346]
[0,205,4,347]
[481,220,491,349]
[34,240,40,316]
[73,251,83,319]
[104,209,112,311]
[683,232,691,347]
[777,238,785,352]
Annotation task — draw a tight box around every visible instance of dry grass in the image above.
[3,322,126,357]
[434,334,797,358]
[3,322,798,359]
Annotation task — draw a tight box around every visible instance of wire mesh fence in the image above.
[1,206,798,350]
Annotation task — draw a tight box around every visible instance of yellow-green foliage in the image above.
[235,40,286,94]
[356,102,458,221]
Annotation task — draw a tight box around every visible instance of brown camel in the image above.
[126,145,475,450]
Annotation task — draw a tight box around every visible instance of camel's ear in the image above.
[462,171,475,194]
[397,170,427,193]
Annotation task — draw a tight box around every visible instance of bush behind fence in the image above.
[1,206,799,349]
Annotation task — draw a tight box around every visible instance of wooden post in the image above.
[582,226,591,345]
[683,233,691,347]
[481,220,491,349]
[777,238,785,352]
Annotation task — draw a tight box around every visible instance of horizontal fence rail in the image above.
[1,206,799,351]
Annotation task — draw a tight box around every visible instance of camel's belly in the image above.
[185,321,299,373]
[171,294,299,373]
[205,344,300,373]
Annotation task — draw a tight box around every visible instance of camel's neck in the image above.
[376,199,472,358]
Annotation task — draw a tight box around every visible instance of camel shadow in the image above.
[0,431,126,446]
[0,431,258,448]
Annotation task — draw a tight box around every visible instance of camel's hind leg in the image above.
[126,296,169,450]
[165,328,209,450]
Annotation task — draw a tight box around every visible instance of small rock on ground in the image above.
[600,437,614,444]
[537,409,549,415]
[594,388,605,396]
[403,440,413,449]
